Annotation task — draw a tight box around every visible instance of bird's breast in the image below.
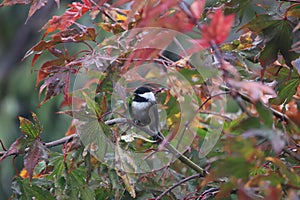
[131,101,152,125]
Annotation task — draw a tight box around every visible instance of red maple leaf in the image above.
[188,8,235,53]
[201,8,235,45]
[42,0,92,35]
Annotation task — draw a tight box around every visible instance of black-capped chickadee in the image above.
[129,86,163,142]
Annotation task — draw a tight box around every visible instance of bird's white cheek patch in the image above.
[139,92,156,102]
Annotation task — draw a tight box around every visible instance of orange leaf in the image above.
[65,120,77,136]
[19,168,28,178]
[20,166,52,179]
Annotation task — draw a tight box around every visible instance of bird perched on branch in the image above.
[129,86,163,142]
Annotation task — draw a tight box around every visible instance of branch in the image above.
[45,134,78,148]
[104,118,128,125]
[155,173,202,200]
[0,118,128,157]
[158,136,206,175]
[0,134,79,157]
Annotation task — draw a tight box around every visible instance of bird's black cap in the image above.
[134,86,152,95]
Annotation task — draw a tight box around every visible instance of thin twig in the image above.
[283,148,300,162]
[164,141,206,175]
[198,91,230,111]
[0,140,7,151]
[45,134,78,148]
[155,173,202,200]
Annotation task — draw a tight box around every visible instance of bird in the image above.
[129,86,163,142]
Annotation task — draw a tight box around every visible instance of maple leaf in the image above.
[36,59,64,87]
[115,141,136,198]
[38,71,70,107]
[188,8,235,53]
[201,8,235,45]
[19,112,42,139]
[24,139,48,182]
[24,27,96,64]
[132,0,195,32]
[0,137,25,161]
[239,14,299,70]
[158,9,195,32]
[122,29,177,67]
[42,0,92,35]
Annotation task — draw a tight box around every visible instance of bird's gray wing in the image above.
[148,102,159,136]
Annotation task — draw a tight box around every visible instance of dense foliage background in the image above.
[0,0,299,199]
